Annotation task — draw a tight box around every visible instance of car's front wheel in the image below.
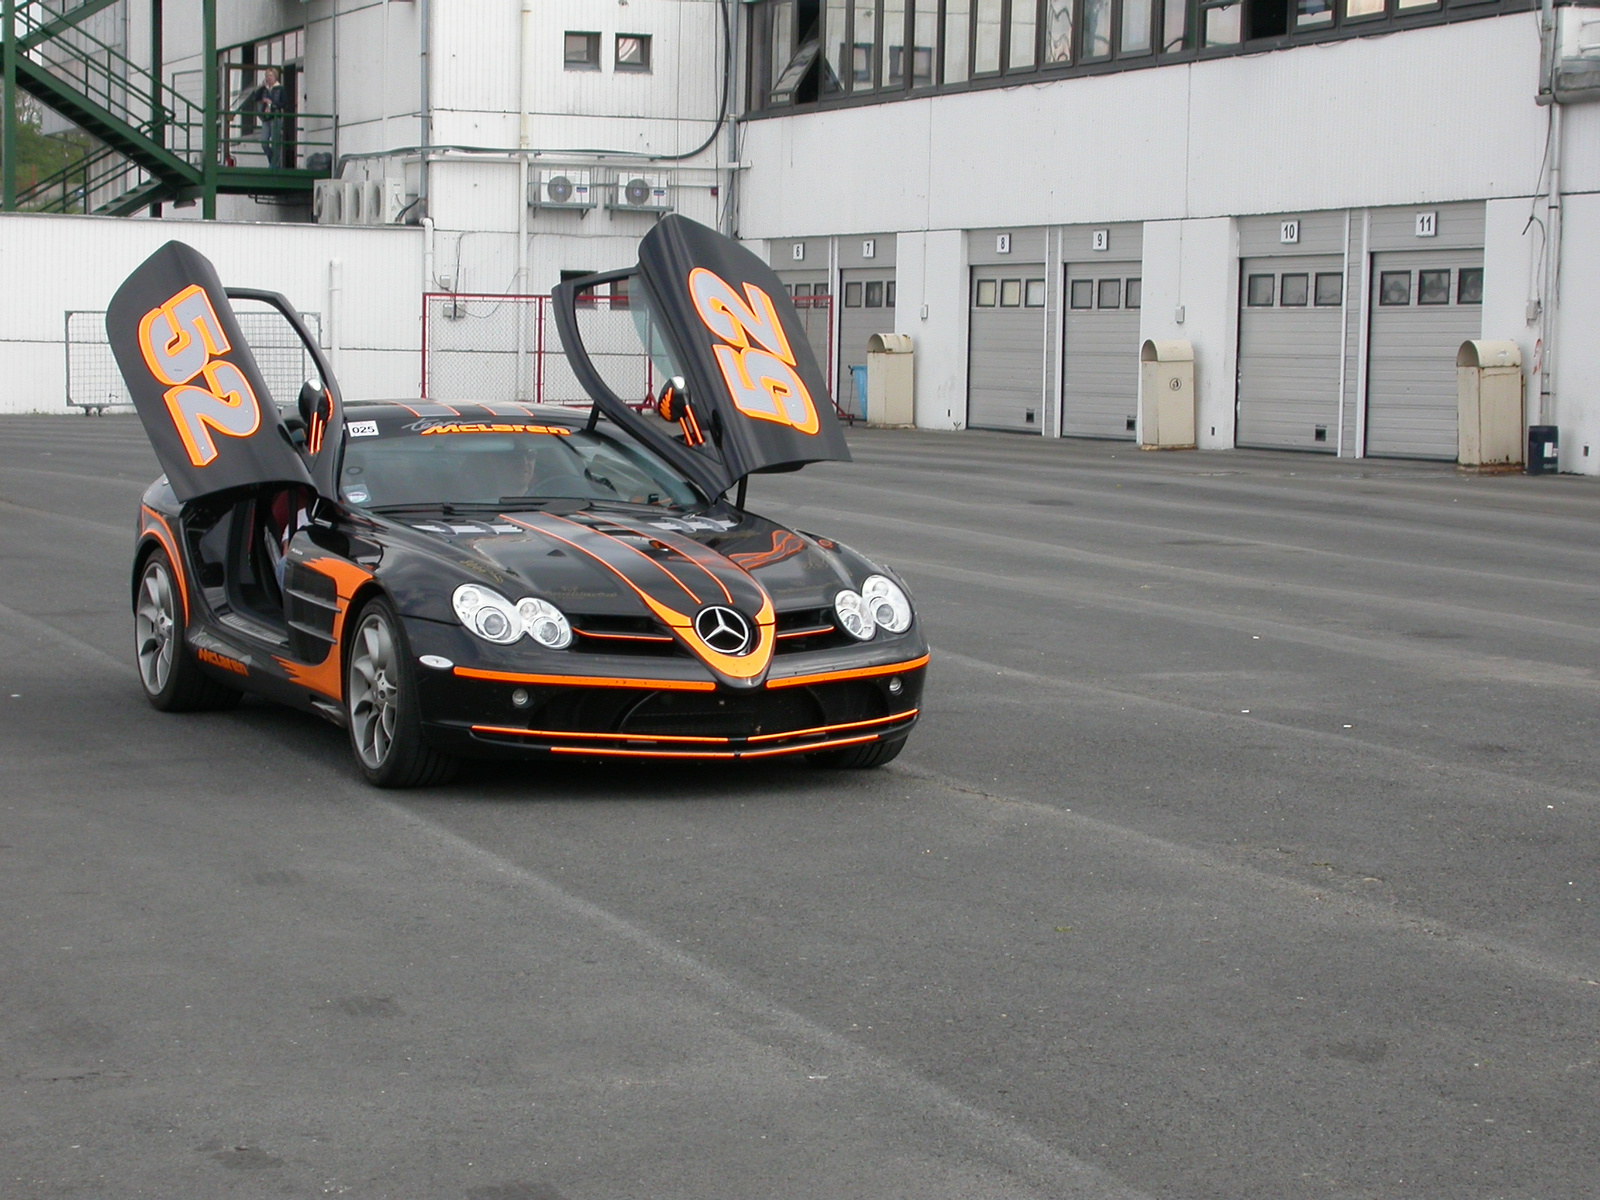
[345,597,457,788]
[134,547,241,713]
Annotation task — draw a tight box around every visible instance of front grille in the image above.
[774,606,852,654]
[570,613,685,657]
[522,678,892,740]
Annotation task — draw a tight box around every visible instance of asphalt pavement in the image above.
[1,414,1596,1200]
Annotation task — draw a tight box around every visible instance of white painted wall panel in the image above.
[739,17,1556,241]
[0,214,424,413]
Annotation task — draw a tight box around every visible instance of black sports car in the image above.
[113,217,927,786]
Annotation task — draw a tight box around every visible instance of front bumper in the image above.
[403,616,927,761]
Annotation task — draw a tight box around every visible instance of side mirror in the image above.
[657,376,688,423]
[297,375,326,425]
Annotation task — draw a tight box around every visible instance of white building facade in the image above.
[12,0,1600,472]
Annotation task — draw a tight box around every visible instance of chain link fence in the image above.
[65,308,323,414]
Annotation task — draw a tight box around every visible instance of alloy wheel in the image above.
[135,559,177,696]
[348,611,399,769]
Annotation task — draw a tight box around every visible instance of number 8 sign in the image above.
[138,283,261,467]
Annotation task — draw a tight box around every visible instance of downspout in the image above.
[1335,207,1350,457]
[3,0,16,212]
[1538,0,1562,430]
[150,0,163,216]
[516,0,534,398]
[201,0,216,218]
[330,0,340,167]
[418,0,432,217]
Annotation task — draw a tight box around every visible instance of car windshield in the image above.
[340,417,704,511]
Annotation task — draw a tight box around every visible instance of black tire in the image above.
[345,596,458,788]
[133,547,242,713]
[811,735,907,770]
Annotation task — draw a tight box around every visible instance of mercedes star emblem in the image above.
[694,605,754,655]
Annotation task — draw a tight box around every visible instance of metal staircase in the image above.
[1,0,332,217]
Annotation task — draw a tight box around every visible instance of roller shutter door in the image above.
[1366,249,1484,460]
[1236,255,1344,452]
[778,271,832,390]
[1061,264,1141,439]
[836,270,896,415]
[968,267,1046,432]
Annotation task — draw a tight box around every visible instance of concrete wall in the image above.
[0,214,424,414]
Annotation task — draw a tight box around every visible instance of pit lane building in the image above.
[4,0,1598,473]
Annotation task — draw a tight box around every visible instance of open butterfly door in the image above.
[552,216,851,500]
[106,241,343,503]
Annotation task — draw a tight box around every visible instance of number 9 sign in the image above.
[137,283,261,467]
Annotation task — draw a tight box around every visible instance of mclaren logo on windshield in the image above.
[688,267,820,436]
[693,605,755,656]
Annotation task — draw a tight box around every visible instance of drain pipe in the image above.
[1538,0,1562,429]
[515,0,535,398]
[417,0,432,218]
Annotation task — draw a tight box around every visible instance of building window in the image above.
[1379,271,1411,305]
[1097,278,1121,308]
[975,278,998,306]
[1280,273,1309,306]
[750,0,1518,114]
[1025,278,1046,307]
[1314,272,1343,306]
[1125,277,1142,308]
[886,281,897,306]
[616,34,652,71]
[865,280,885,307]
[1457,267,1484,305]
[1000,278,1023,306]
[565,32,601,69]
[1246,274,1275,306]
[1418,269,1451,305]
[845,280,865,306]
[1069,278,1094,309]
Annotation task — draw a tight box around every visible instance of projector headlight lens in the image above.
[517,597,573,649]
[862,574,912,634]
[834,589,875,641]
[453,584,523,645]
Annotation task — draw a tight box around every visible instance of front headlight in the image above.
[834,589,875,640]
[453,584,572,648]
[862,575,913,634]
[517,597,573,649]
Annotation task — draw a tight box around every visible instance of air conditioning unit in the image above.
[354,181,381,225]
[312,178,344,224]
[608,171,673,214]
[379,178,408,224]
[531,169,594,211]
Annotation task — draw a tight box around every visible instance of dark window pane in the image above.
[845,281,864,307]
[1280,274,1309,306]
[1125,277,1141,308]
[975,278,998,307]
[813,282,829,296]
[1379,271,1412,305]
[1458,267,1484,304]
[1011,0,1037,70]
[616,34,651,70]
[975,0,1002,72]
[1314,272,1343,306]
[564,31,600,67]
[1097,278,1121,308]
[1083,0,1113,58]
[1000,279,1022,306]
[1024,278,1046,307]
[1297,0,1334,26]
[865,280,885,307]
[1418,269,1451,305]
[886,281,897,307]
[1046,0,1075,62]
[1246,273,1274,307]
[792,282,812,296]
[1070,278,1093,308]
[1122,0,1154,53]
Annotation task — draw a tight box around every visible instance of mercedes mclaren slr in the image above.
[113,217,927,786]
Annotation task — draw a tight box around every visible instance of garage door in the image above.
[1236,255,1344,451]
[778,271,832,395]
[968,267,1046,432]
[838,269,896,416]
[1062,264,1141,439]
[1366,250,1484,460]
